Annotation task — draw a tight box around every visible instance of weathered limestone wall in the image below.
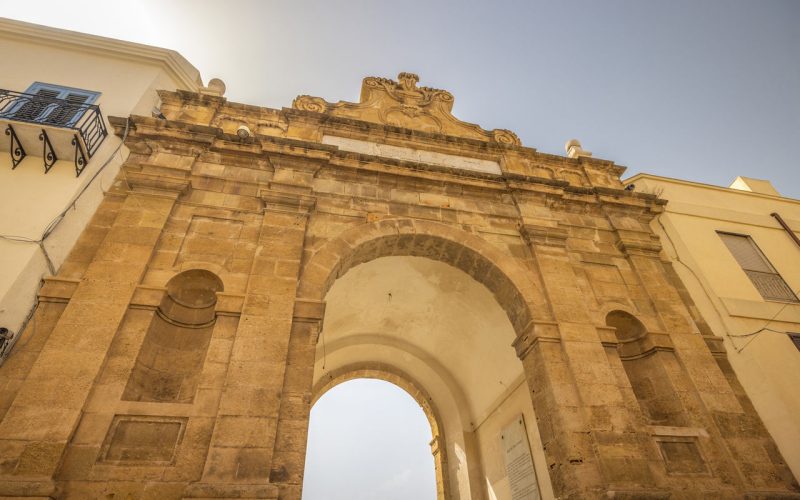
[0,74,796,499]
[474,379,554,499]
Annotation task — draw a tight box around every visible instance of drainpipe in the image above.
[770,212,800,251]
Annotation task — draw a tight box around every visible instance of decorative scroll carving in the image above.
[492,129,521,146]
[293,95,327,113]
[291,72,522,146]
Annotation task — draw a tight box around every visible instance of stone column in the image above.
[186,188,315,500]
[0,185,183,498]
[269,299,325,500]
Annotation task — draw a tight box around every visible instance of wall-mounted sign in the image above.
[501,415,540,500]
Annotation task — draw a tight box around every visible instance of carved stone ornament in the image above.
[291,72,522,146]
[492,129,521,146]
[293,95,328,113]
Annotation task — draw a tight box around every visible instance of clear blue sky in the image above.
[2,0,797,198]
[3,1,798,495]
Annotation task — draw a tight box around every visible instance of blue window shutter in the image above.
[21,82,101,126]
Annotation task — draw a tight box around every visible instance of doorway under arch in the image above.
[303,377,440,500]
[305,254,554,499]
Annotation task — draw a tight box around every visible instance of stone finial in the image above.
[565,139,592,159]
[200,78,226,97]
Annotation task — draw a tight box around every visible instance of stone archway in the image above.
[312,363,451,500]
[279,219,557,499]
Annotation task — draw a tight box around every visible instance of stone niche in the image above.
[123,269,223,403]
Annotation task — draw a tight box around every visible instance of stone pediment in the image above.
[292,72,521,146]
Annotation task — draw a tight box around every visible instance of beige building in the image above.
[0,18,205,357]
[624,173,800,479]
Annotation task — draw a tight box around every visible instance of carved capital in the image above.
[293,298,326,322]
[614,236,662,257]
[520,223,569,248]
[38,277,80,304]
[512,321,561,359]
[703,334,727,357]
[616,331,675,360]
[259,187,316,214]
[429,434,443,456]
[293,298,326,344]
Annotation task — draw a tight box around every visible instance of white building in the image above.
[0,18,209,358]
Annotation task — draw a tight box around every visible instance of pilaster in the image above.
[188,184,315,498]
[517,217,660,497]
[269,299,326,500]
[0,187,182,497]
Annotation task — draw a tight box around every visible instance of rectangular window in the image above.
[718,232,798,303]
[13,82,100,126]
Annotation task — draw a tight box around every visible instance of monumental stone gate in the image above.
[0,73,797,499]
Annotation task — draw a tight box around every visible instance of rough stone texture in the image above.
[0,73,796,499]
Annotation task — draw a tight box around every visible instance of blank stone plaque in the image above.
[501,415,540,500]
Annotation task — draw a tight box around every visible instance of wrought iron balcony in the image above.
[0,89,108,176]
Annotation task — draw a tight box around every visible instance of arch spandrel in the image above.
[297,217,552,336]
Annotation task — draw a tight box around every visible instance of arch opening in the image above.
[308,254,547,499]
[302,378,439,500]
[297,221,554,499]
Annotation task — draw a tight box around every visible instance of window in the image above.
[718,232,798,303]
[789,334,800,352]
[13,82,99,126]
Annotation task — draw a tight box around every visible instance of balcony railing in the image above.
[0,89,108,176]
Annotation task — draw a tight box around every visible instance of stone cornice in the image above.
[284,107,628,174]
[286,108,522,155]
[110,115,220,146]
[111,115,660,216]
[155,88,630,183]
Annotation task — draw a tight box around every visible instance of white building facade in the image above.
[0,18,206,359]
